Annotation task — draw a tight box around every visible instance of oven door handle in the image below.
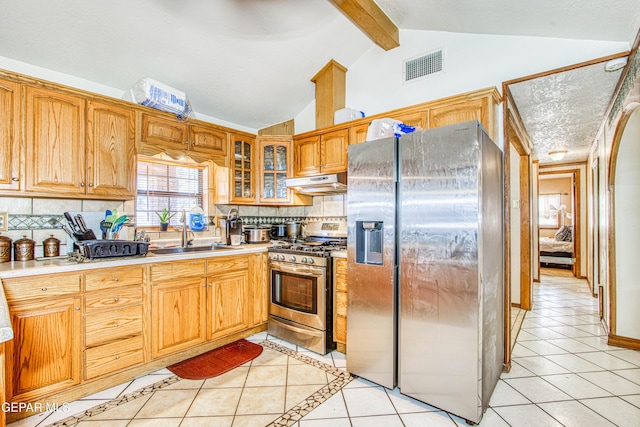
[270,262,324,276]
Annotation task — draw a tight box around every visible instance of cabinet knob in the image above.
[114,355,120,360]
[75,307,80,311]
[11,177,18,182]
[80,182,85,187]
[113,277,119,282]
[41,287,47,291]
[114,297,120,302]
[114,324,119,328]
[89,183,93,187]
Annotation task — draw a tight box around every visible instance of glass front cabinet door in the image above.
[230,134,256,203]
[258,136,292,204]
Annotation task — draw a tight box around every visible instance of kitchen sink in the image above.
[149,245,236,255]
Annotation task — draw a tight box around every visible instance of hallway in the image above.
[490,272,640,426]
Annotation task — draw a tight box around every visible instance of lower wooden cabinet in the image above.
[333,257,348,351]
[151,278,207,359]
[207,269,250,340]
[5,297,82,402]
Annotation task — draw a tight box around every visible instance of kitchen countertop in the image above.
[0,243,271,280]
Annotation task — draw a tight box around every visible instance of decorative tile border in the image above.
[47,340,353,427]
[7,214,65,230]
[242,216,346,225]
[262,340,354,427]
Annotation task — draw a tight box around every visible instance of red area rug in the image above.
[167,339,263,380]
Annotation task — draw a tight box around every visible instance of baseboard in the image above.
[608,334,640,351]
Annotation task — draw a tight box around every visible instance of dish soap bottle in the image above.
[189,206,206,231]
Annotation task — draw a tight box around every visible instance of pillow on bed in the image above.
[554,226,572,242]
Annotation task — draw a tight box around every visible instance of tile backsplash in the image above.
[0,194,346,257]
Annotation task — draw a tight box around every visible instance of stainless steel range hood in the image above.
[286,173,347,195]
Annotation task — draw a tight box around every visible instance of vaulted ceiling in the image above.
[0,0,638,155]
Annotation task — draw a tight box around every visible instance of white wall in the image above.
[295,30,628,134]
[510,145,521,304]
[0,56,258,134]
[614,107,640,340]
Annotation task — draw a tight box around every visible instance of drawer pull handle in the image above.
[114,297,120,302]
[41,287,47,291]
[114,355,119,360]
[114,324,119,327]
[113,278,119,282]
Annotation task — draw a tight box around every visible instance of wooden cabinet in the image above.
[0,78,21,190]
[24,87,136,198]
[256,136,312,205]
[393,111,427,130]
[5,297,82,402]
[294,128,348,177]
[293,135,321,176]
[428,98,488,133]
[86,100,136,197]
[25,86,86,195]
[333,257,347,352]
[207,256,250,340]
[228,134,256,203]
[139,113,227,162]
[349,123,369,146]
[152,277,207,358]
[258,136,291,204]
[250,253,269,326]
[83,266,144,379]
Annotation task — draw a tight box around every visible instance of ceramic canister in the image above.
[14,235,35,261]
[0,233,12,262]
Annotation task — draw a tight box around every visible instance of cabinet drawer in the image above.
[85,266,143,291]
[85,305,143,347]
[207,256,249,275]
[84,335,144,380]
[84,286,142,313]
[2,274,81,302]
[151,260,206,282]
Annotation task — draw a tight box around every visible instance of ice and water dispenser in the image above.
[355,221,384,265]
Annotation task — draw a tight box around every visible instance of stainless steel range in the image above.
[267,220,346,354]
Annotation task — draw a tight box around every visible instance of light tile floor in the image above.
[9,270,640,426]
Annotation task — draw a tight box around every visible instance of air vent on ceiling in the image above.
[403,49,444,83]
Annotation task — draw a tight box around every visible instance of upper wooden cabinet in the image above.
[21,86,136,198]
[139,112,227,164]
[428,98,488,133]
[294,128,349,177]
[228,134,256,203]
[0,78,21,191]
[25,86,86,195]
[86,100,136,197]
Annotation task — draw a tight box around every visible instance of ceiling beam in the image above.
[328,0,399,50]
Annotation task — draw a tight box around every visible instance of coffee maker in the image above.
[220,209,243,245]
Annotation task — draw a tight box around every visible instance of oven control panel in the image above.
[269,252,326,266]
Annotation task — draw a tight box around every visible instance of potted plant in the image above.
[156,208,176,231]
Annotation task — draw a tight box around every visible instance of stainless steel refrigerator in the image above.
[346,120,504,424]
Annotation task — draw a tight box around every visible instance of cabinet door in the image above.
[321,129,349,173]
[333,258,347,345]
[25,87,86,194]
[349,123,369,146]
[394,111,427,130]
[293,135,321,177]
[250,253,268,326]
[0,79,21,190]
[86,100,136,197]
[207,270,250,340]
[229,135,256,203]
[189,124,227,158]
[152,278,206,358]
[5,297,81,402]
[140,113,188,150]
[428,98,486,131]
[258,136,292,204]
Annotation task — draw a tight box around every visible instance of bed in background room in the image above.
[540,226,574,270]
